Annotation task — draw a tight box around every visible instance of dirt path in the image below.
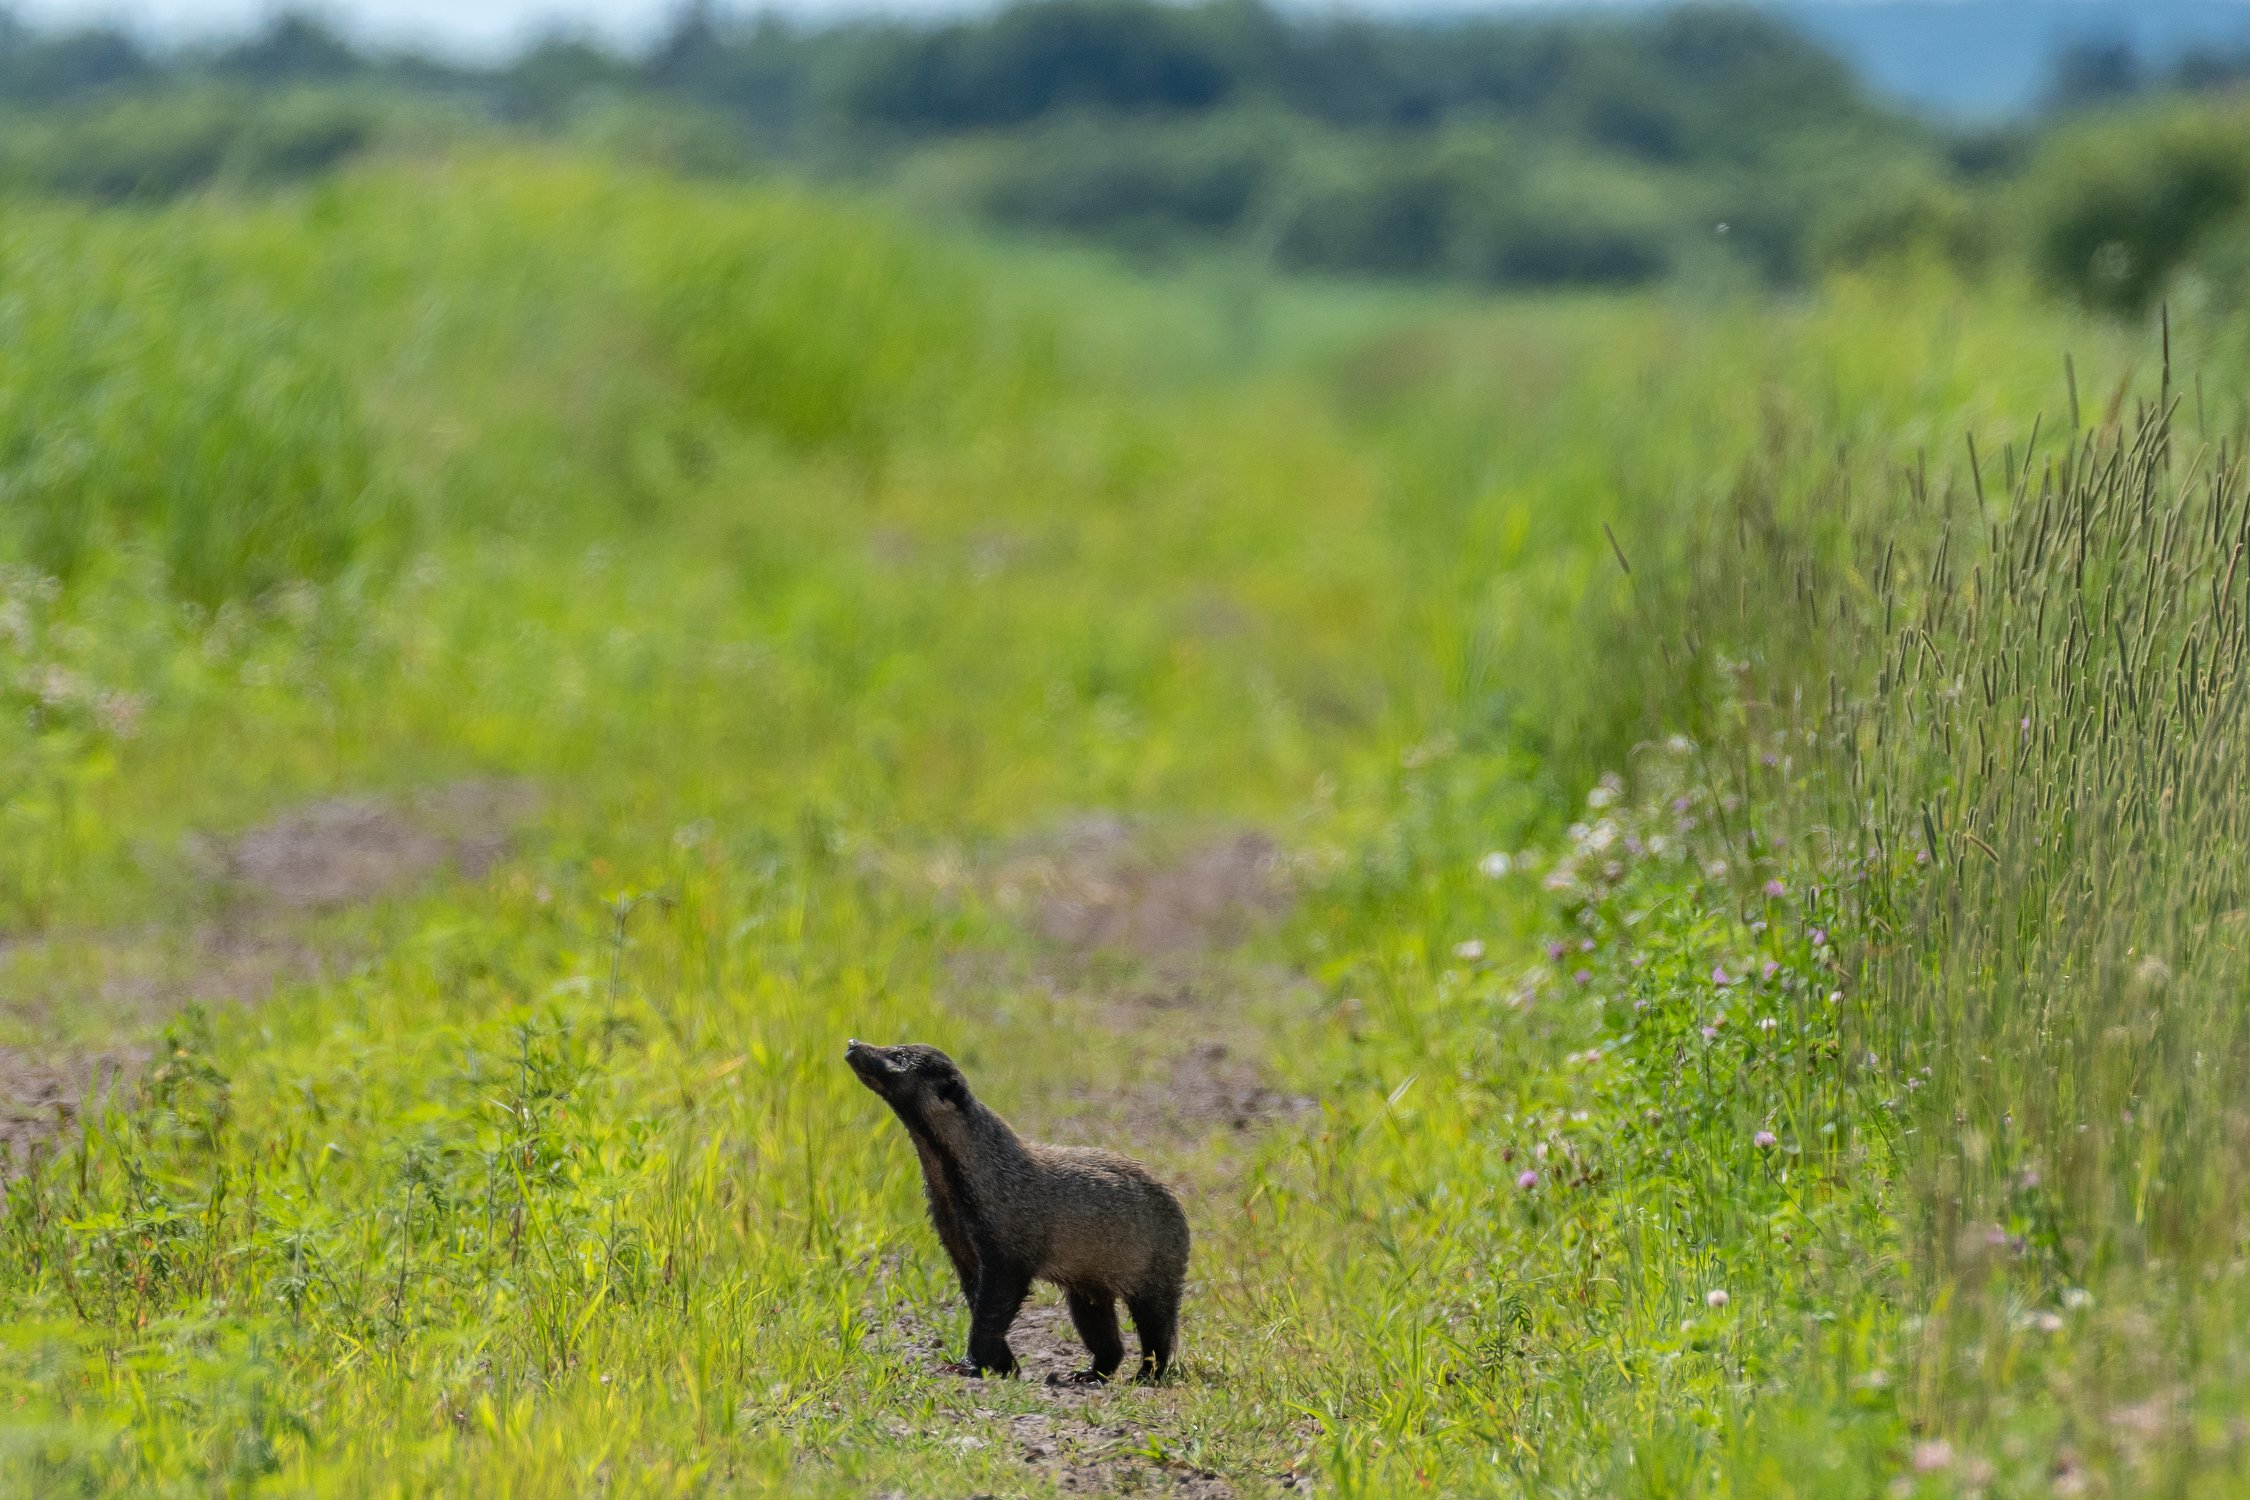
[0,780,535,1170]
[896,815,1321,1497]
[4,798,1318,1492]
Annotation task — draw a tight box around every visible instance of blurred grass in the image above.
[0,147,2223,1496]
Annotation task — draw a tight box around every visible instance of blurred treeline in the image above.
[7,0,2250,305]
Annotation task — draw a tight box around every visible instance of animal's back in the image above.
[1024,1143,1190,1291]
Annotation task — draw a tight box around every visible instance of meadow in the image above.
[0,145,2234,1498]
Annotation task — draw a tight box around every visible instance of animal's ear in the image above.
[934,1074,969,1107]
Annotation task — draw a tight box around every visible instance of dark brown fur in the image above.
[846,1039,1190,1382]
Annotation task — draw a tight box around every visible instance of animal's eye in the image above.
[934,1075,966,1106]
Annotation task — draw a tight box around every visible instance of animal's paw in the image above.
[1046,1370,1111,1387]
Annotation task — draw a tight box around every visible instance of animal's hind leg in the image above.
[1060,1289,1124,1384]
[1126,1286,1179,1384]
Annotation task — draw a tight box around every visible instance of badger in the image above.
[845,1039,1190,1383]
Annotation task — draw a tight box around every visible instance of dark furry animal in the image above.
[845,1039,1190,1383]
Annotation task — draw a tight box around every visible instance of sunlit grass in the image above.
[0,149,2218,1496]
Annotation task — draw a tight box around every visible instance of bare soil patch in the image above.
[1000,816,1290,961]
[211,779,535,910]
[947,816,1320,1154]
[886,816,1320,1494]
[1156,1040,1314,1137]
[0,779,537,1170]
[964,1302,1236,1498]
[0,1049,130,1171]
[863,1272,1237,1496]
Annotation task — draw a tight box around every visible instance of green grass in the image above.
[0,149,2223,1496]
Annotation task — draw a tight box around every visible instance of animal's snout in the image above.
[845,1039,893,1084]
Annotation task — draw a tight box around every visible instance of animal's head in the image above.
[845,1040,977,1139]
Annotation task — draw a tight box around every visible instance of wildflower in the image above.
[1667,735,1691,755]
[1826,990,1842,1005]
[1454,939,1485,962]
[1760,959,1778,982]
[1479,851,1513,878]
[1763,879,1785,898]
[1517,1170,1538,1190]
[94,691,145,738]
[1810,927,1828,947]
[2031,1311,2065,1334]
[1700,1026,1719,1041]
[32,664,81,707]
[1705,1289,1729,1308]
[2061,1288,2093,1310]
[1672,795,1692,812]
[1546,941,1567,961]
[1710,964,1733,987]
[1756,1017,1777,1032]
[1572,969,1592,986]
[1754,1130,1777,1148]
[1911,1441,1954,1473]
[1587,774,1623,809]
[1579,938,1596,953]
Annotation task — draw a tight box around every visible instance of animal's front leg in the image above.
[961,1262,1031,1377]
[943,1243,980,1308]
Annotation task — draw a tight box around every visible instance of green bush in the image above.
[629,180,1059,456]
[957,113,1684,288]
[1812,167,1987,275]
[969,110,1282,250]
[0,86,381,201]
[1270,132,1509,278]
[2025,102,2250,313]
